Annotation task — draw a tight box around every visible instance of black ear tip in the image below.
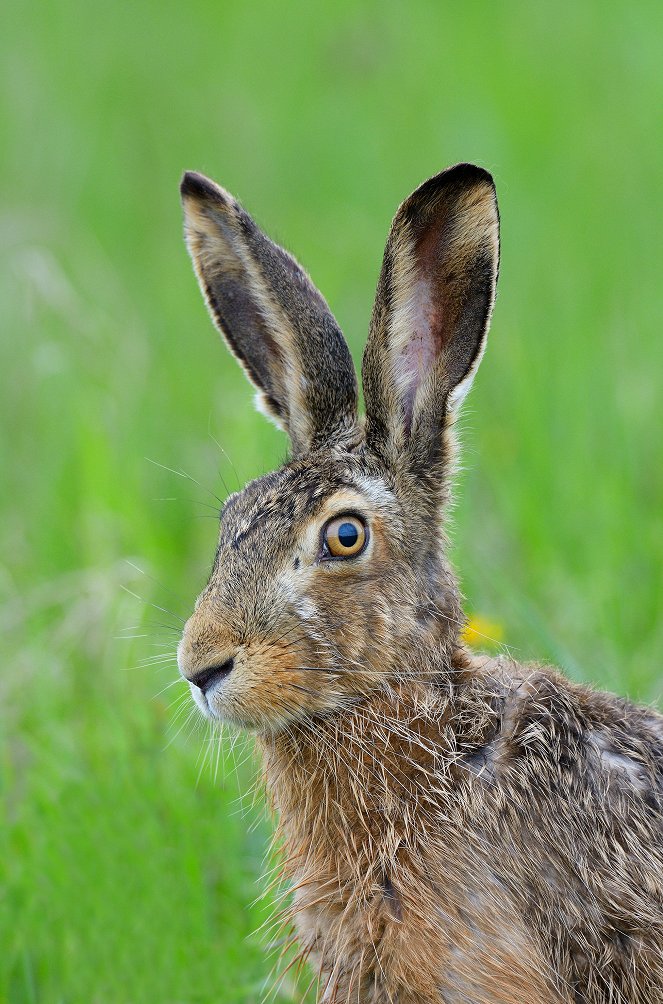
[404,163,496,216]
[180,170,226,204]
[442,162,495,190]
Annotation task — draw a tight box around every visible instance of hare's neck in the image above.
[258,677,484,875]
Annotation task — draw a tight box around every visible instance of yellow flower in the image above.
[462,615,504,648]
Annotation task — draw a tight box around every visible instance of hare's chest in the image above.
[288,860,445,1002]
[285,850,566,1004]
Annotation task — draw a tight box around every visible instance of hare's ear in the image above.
[362,163,499,477]
[180,172,358,457]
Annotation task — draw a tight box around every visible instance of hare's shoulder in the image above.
[453,657,663,996]
[462,653,663,802]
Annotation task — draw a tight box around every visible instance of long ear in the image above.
[180,172,358,457]
[362,163,499,478]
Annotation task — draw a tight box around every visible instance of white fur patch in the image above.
[254,390,284,430]
[296,597,318,621]
[590,731,648,791]
[353,475,396,509]
[447,332,488,413]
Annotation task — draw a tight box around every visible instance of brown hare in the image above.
[177,164,663,1003]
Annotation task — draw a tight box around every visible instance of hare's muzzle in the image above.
[177,608,238,697]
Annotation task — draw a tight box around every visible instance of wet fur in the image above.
[177,165,663,1002]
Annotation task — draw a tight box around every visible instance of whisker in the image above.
[119,584,185,626]
[207,419,242,492]
[123,560,189,618]
[144,456,224,506]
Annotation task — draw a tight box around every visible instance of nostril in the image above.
[189,658,234,693]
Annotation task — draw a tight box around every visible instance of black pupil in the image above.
[337,522,359,549]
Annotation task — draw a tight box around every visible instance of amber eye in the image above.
[323,515,367,559]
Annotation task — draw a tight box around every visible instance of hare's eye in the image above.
[323,515,367,559]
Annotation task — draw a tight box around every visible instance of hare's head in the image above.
[177,165,499,731]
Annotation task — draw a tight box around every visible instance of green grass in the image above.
[2,1,662,1000]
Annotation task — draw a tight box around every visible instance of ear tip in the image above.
[401,163,497,222]
[180,170,229,206]
[440,162,496,191]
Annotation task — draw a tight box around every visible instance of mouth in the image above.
[191,691,271,732]
[188,675,232,718]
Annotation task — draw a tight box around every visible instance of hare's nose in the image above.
[188,658,235,694]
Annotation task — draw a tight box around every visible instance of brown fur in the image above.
[176,164,663,1002]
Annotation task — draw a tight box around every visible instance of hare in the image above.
[176,164,663,1004]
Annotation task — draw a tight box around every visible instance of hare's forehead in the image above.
[217,466,395,552]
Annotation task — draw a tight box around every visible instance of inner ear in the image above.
[363,164,500,466]
[396,223,457,434]
[400,181,497,426]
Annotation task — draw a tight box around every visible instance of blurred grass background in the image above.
[1,0,662,1000]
